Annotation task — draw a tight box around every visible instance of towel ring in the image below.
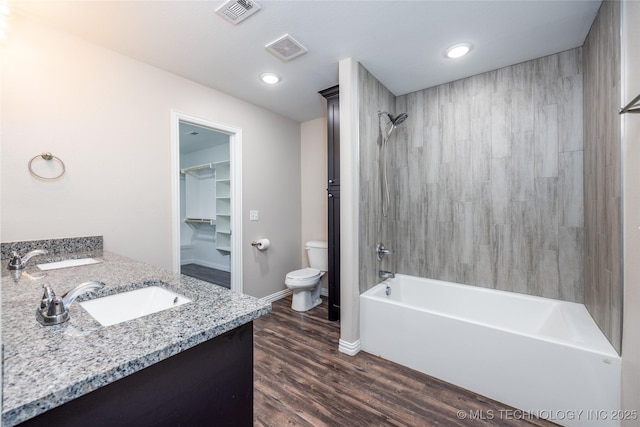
[28,152,66,180]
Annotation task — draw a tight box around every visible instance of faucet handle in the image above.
[7,249,48,271]
[376,243,394,262]
[40,285,55,310]
[37,281,105,326]
[46,296,66,317]
[37,294,70,325]
[7,251,23,270]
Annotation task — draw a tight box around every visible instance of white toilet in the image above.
[285,240,328,312]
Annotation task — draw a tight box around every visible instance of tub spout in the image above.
[379,270,395,280]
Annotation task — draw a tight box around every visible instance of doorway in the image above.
[171,112,242,293]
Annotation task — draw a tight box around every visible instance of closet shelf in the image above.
[185,218,216,225]
[180,163,213,174]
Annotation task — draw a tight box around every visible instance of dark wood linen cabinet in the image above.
[320,85,340,322]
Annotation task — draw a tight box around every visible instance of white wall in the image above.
[621,0,640,421]
[0,16,301,299]
[300,117,328,289]
[338,57,361,355]
[300,118,328,260]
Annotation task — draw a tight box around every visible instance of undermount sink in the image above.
[79,286,192,326]
[37,258,102,270]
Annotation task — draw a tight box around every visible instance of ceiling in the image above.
[13,0,602,123]
[179,122,229,156]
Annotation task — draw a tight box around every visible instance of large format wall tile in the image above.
[583,0,622,353]
[358,49,586,307]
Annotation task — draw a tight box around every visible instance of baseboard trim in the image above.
[338,339,361,356]
[259,287,328,304]
[259,288,292,304]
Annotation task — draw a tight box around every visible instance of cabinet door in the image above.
[321,85,340,322]
[327,188,340,321]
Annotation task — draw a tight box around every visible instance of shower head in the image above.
[379,111,409,127]
[378,111,409,143]
[390,112,408,126]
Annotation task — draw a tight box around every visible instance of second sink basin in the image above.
[37,258,102,270]
[79,286,192,326]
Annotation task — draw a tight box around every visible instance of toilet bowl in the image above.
[285,241,328,312]
[285,268,324,311]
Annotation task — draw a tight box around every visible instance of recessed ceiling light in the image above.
[445,43,473,59]
[260,73,281,85]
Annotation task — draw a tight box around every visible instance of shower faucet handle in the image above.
[376,243,394,262]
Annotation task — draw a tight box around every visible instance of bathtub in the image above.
[360,275,622,427]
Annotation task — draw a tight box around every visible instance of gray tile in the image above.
[559,150,584,227]
[534,103,559,178]
[537,249,560,299]
[558,226,584,303]
[511,131,535,202]
[534,177,559,251]
[490,157,511,225]
[490,91,512,158]
[357,47,588,319]
[558,74,584,152]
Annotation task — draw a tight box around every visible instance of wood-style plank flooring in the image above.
[180,263,230,288]
[253,297,557,427]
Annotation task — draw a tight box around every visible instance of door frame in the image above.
[170,110,243,293]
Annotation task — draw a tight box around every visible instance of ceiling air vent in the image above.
[215,0,261,25]
[265,34,308,62]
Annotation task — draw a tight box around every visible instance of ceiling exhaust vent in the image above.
[215,0,261,25]
[265,34,308,62]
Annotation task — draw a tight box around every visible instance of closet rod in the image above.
[180,163,213,174]
[620,93,640,114]
[185,218,215,225]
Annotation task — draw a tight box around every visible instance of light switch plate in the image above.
[250,210,259,221]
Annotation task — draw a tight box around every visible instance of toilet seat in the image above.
[285,268,322,287]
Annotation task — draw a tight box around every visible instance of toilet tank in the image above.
[305,240,328,271]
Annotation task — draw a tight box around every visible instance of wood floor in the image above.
[180,263,230,288]
[253,297,557,427]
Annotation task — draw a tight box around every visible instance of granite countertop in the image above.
[1,250,271,426]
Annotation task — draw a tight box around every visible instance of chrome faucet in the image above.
[376,243,393,262]
[379,270,395,280]
[36,281,105,326]
[7,249,48,270]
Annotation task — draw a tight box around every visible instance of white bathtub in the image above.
[360,274,621,427]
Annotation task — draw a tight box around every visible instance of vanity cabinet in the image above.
[19,322,253,427]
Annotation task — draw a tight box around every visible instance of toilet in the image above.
[285,240,328,312]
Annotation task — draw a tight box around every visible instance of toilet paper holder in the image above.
[251,238,270,251]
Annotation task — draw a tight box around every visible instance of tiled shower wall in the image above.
[359,48,585,302]
[583,0,622,353]
[358,65,395,293]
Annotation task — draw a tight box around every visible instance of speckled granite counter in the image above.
[1,250,271,426]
